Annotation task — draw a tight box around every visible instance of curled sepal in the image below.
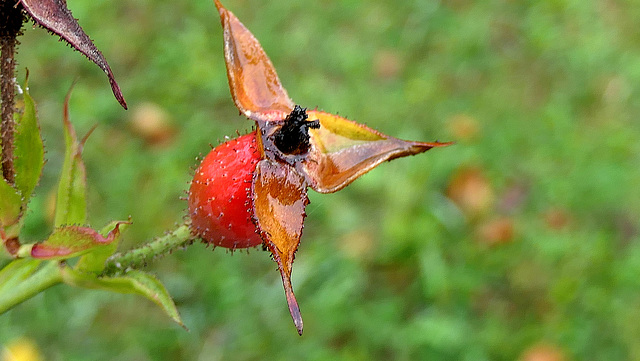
[31,222,127,260]
[299,110,453,193]
[54,88,93,227]
[251,159,308,335]
[61,267,185,328]
[14,74,44,203]
[19,0,127,109]
[75,220,131,273]
[214,0,294,122]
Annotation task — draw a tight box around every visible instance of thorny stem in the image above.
[0,1,25,184]
[0,223,197,314]
[103,223,196,275]
[1,37,17,183]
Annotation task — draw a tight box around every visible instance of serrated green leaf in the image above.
[54,89,87,227]
[0,258,41,295]
[0,177,22,229]
[31,222,126,260]
[62,268,184,328]
[76,221,130,273]
[14,79,44,202]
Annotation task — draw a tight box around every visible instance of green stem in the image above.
[0,261,62,315]
[103,223,196,275]
[0,223,196,314]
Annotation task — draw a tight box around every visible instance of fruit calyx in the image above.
[273,105,320,156]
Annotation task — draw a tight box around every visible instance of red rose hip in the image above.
[188,132,263,248]
[188,0,452,335]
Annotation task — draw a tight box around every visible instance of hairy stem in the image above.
[0,1,24,184]
[1,36,17,183]
[0,223,196,314]
[104,223,196,275]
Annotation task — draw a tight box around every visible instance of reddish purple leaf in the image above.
[19,0,127,109]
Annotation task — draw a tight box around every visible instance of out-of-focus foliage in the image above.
[1,0,639,360]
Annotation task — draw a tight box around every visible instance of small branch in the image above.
[0,223,197,314]
[104,223,197,275]
[0,261,62,315]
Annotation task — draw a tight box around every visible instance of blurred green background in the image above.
[2,0,640,359]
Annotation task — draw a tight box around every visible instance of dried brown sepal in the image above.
[300,111,452,193]
[20,0,127,109]
[214,0,293,122]
[251,159,308,335]
[212,0,451,336]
